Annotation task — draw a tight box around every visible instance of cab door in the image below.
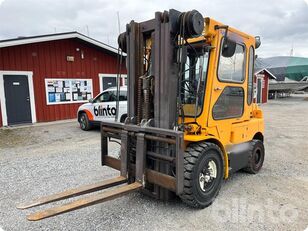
[208,32,251,144]
[93,90,117,122]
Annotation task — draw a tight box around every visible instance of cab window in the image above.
[213,87,244,120]
[247,46,254,105]
[180,42,209,117]
[218,38,246,83]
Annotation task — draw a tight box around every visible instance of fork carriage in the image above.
[101,120,184,198]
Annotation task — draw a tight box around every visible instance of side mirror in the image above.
[255,36,261,49]
[222,38,236,58]
[88,98,94,103]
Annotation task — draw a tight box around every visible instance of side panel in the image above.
[231,119,264,143]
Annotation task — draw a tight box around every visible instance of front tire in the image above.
[79,113,92,131]
[180,142,224,208]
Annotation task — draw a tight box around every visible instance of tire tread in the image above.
[243,139,264,174]
[180,142,223,208]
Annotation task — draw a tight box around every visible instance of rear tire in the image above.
[180,142,224,208]
[79,113,92,131]
[244,139,265,174]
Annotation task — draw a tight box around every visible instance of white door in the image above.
[93,90,117,122]
[257,78,263,104]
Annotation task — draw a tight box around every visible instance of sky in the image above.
[0,0,308,58]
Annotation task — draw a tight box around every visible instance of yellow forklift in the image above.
[18,9,264,220]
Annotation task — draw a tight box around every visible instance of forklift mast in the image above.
[114,9,204,199]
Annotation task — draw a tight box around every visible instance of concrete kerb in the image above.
[0,119,77,130]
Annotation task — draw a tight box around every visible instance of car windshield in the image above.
[180,43,209,117]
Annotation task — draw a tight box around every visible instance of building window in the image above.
[98,74,127,92]
[247,46,254,105]
[218,39,246,83]
[45,78,93,105]
[213,87,244,120]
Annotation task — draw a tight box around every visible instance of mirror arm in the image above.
[214,25,229,47]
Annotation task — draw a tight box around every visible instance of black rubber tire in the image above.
[120,114,127,123]
[180,142,224,208]
[244,139,265,174]
[79,113,92,131]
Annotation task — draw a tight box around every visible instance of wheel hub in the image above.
[80,116,86,128]
[199,160,217,191]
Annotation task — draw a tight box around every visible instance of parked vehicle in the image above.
[77,86,127,130]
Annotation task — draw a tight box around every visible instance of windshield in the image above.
[180,43,209,117]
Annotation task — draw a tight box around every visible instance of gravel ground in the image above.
[0,95,308,231]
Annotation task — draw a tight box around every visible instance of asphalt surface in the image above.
[0,95,307,231]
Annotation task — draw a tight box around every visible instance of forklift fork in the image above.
[17,120,183,221]
[25,182,141,221]
[17,175,142,221]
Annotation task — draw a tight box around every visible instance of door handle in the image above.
[214,87,222,91]
[26,97,30,102]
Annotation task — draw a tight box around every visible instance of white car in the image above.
[77,86,127,130]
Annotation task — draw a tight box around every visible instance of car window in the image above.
[119,91,127,101]
[94,90,127,103]
[94,91,116,103]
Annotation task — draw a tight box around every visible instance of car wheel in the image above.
[120,114,127,123]
[79,113,92,131]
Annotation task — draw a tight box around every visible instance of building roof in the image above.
[255,68,277,79]
[255,56,308,81]
[0,31,119,55]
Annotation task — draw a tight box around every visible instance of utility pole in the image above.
[117,11,121,34]
[290,43,294,56]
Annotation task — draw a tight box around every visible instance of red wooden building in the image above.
[254,68,273,104]
[0,32,126,127]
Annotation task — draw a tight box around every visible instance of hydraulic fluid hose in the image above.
[175,12,186,130]
[115,48,123,122]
